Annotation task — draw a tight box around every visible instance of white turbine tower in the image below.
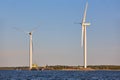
[29,32,33,70]
[81,2,90,68]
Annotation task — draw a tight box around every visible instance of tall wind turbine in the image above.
[81,2,90,68]
[14,26,39,70]
[28,27,40,70]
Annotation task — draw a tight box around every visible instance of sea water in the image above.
[0,70,120,80]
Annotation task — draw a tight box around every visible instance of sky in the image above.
[0,0,120,67]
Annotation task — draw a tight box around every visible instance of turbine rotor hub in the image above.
[29,32,32,35]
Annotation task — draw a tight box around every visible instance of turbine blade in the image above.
[82,2,88,23]
[13,27,28,34]
[81,25,84,47]
[31,26,40,33]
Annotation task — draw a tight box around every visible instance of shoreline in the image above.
[0,65,120,71]
[0,68,120,71]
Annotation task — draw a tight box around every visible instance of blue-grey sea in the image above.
[0,70,120,80]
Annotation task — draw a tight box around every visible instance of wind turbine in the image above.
[81,2,90,68]
[14,26,39,70]
[28,27,39,70]
[76,2,91,68]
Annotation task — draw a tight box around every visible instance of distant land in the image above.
[0,65,120,70]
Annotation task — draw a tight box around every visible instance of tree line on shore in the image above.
[0,65,120,70]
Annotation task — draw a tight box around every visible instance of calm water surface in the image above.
[0,70,120,80]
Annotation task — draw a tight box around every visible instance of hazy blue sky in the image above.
[0,0,120,67]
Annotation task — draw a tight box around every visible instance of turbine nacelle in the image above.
[29,32,32,35]
[81,22,91,26]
